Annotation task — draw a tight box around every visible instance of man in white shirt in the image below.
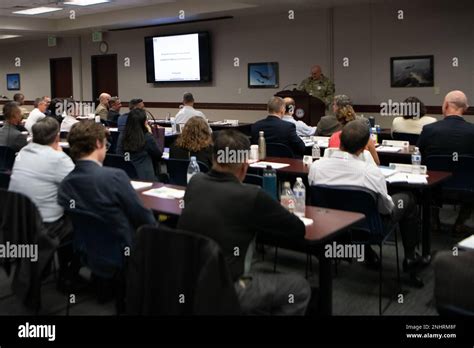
[309,120,423,287]
[175,92,207,126]
[25,97,48,133]
[282,97,316,137]
[9,117,76,285]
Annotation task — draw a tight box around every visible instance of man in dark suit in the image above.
[58,121,156,245]
[251,97,305,157]
[418,90,474,235]
[178,130,311,315]
[107,97,122,124]
[0,102,28,153]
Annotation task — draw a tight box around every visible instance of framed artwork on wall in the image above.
[6,73,20,91]
[248,62,279,88]
[390,55,434,87]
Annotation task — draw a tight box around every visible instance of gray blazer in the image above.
[0,123,27,153]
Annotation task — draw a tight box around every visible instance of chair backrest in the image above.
[0,171,11,189]
[107,130,120,154]
[126,225,240,315]
[243,174,263,187]
[66,209,127,279]
[392,132,420,145]
[266,143,295,158]
[0,146,16,171]
[425,155,474,192]
[166,158,209,186]
[310,185,382,240]
[59,131,69,139]
[103,154,138,179]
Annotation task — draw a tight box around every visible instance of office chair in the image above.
[392,132,420,145]
[0,146,16,171]
[266,143,295,158]
[0,171,11,189]
[243,174,263,187]
[103,154,138,180]
[165,158,209,186]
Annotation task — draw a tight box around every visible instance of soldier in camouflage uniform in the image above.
[298,65,335,107]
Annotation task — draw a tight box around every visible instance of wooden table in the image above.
[136,182,365,316]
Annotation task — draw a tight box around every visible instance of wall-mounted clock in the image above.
[99,41,109,54]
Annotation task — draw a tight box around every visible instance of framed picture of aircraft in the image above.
[391,55,434,87]
[248,62,279,88]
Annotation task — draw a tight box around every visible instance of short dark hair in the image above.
[68,121,107,161]
[403,96,427,119]
[129,98,143,110]
[3,102,20,121]
[108,97,120,108]
[183,93,194,104]
[13,93,24,102]
[212,130,250,170]
[32,117,59,145]
[268,96,285,114]
[340,120,370,154]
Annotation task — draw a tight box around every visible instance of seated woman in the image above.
[328,104,380,165]
[169,116,213,169]
[117,108,162,181]
[391,97,437,135]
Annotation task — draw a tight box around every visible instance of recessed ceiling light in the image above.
[64,0,110,6]
[13,7,63,15]
[0,35,21,40]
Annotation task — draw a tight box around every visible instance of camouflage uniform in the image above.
[298,74,335,107]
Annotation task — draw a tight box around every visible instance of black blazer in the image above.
[251,115,306,157]
[177,170,305,281]
[417,116,474,159]
[58,160,156,245]
[117,132,163,181]
[169,143,213,169]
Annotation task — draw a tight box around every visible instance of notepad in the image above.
[385,173,428,184]
[458,234,474,250]
[376,146,402,153]
[379,167,398,178]
[143,187,185,199]
[131,181,153,190]
[250,161,290,169]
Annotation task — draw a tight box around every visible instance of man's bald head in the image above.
[311,65,322,80]
[283,97,295,115]
[443,90,468,116]
[99,93,112,105]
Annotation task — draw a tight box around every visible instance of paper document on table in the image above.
[250,161,290,169]
[299,216,314,226]
[379,167,398,178]
[143,187,185,199]
[376,146,402,153]
[386,173,428,184]
[131,181,153,190]
[458,234,474,250]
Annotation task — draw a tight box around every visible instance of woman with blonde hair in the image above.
[328,104,380,165]
[170,116,213,168]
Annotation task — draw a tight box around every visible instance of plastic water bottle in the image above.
[280,182,296,214]
[262,165,277,200]
[170,117,177,134]
[412,147,422,174]
[312,142,320,159]
[258,131,266,160]
[293,177,306,217]
[187,156,200,183]
[370,127,378,144]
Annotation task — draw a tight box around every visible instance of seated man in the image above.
[178,130,311,315]
[309,120,423,287]
[58,121,156,246]
[107,97,122,124]
[25,97,48,134]
[0,102,28,152]
[282,97,316,137]
[175,92,207,126]
[251,97,305,157]
[95,93,111,121]
[9,117,75,281]
[118,98,144,132]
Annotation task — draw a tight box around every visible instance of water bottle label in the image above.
[412,155,421,162]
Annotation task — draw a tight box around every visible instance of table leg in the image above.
[421,189,432,262]
[317,246,333,316]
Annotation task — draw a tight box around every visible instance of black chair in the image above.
[425,155,474,193]
[103,154,138,180]
[66,209,129,315]
[243,174,263,187]
[107,131,120,154]
[266,143,295,158]
[0,146,16,171]
[392,132,420,145]
[0,171,11,189]
[166,158,209,186]
[310,185,401,315]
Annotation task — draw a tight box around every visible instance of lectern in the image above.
[275,90,326,126]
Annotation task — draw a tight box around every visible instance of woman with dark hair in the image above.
[170,116,213,168]
[391,97,437,135]
[117,108,162,181]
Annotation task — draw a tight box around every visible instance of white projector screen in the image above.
[152,33,201,82]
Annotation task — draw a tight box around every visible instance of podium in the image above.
[275,90,326,126]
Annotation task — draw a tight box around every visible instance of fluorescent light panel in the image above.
[0,35,21,40]
[64,0,110,6]
[13,7,63,15]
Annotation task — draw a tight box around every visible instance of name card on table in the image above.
[250,161,290,170]
[389,163,427,175]
[382,140,410,148]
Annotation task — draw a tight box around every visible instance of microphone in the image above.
[281,83,297,91]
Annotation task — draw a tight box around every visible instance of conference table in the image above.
[250,156,452,260]
[150,119,252,135]
[136,182,365,316]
